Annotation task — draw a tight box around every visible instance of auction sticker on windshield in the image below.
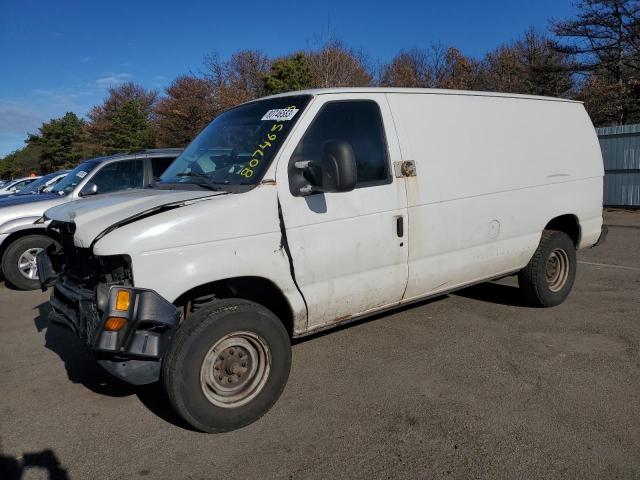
[261,108,299,121]
[76,171,87,178]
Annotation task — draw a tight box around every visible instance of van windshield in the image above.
[159,95,311,191]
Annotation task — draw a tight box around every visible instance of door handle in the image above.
[396,216,404,238]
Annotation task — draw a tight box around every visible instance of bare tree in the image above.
[478,29,574,97]
[379,45,479,89]
[552,0,640,124]
[306,39,373,88]
[379,48,432,87]
[203,50,271,112]
[437,47,481,90]
[155,76,217,147]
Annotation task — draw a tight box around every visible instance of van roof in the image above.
[261,87,582,104]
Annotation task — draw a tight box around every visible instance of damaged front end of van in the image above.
[38,219,182,385]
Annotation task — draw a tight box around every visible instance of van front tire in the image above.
[162,299,291,433]
[518,230,576,307]
[2,235,59,290]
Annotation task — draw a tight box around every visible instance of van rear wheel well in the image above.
[544,215,581,247]
[173,277,294,336]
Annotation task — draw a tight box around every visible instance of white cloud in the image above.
[33,87,97,108]
[81,56,93,62]
[0,101,41,134]
[94,73,133,88]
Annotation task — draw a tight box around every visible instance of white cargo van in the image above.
[39,88,606,432]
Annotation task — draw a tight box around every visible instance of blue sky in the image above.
[0,0,577,157]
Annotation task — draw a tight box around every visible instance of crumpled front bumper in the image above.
[42,257,180,385]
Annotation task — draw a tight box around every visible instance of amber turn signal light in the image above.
[115,289,131,311]
[104,317,128,331]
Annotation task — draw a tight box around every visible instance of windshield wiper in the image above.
[175,172,226,191]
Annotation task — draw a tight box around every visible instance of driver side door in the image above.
[276,94,408,331]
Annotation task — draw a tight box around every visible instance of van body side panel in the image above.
[92,186,308,333]
[387,93,603,300]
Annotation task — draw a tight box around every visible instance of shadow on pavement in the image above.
[34,302,195,431]
[453,281,525,307]
[0,271,21,291]
[0,446,69,480]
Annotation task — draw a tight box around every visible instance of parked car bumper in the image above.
[40,256,181,385]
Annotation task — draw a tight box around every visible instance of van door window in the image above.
[90,159,144,194]
[294,101,391,187]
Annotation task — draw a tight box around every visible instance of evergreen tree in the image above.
[263,52,314,94]
[26,112,85,171]
[0,144,42,177]
[105,99,155,152]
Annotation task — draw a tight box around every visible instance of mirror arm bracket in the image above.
[294,160,312,170]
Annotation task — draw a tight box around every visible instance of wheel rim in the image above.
[17,247,43,280]
[545,248,570,292]
[200,331,271,409]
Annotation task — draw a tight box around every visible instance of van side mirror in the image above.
[290,141,357,196]
[80,182,98,197]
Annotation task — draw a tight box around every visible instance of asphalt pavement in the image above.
[1,209,639,479]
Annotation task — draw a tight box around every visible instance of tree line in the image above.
[3,0,640,178]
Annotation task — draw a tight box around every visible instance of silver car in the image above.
[0,170,69,198]
[0,176,41,195]
[0,149,181,290]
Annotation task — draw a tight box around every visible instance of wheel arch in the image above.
[0,227,58,263]
[544,214,581,247]
[173,276,295,336]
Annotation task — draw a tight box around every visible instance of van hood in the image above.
[44,189,226,247]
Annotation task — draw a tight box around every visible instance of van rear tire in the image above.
[162,298,291,433]
[518,230,576,307]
